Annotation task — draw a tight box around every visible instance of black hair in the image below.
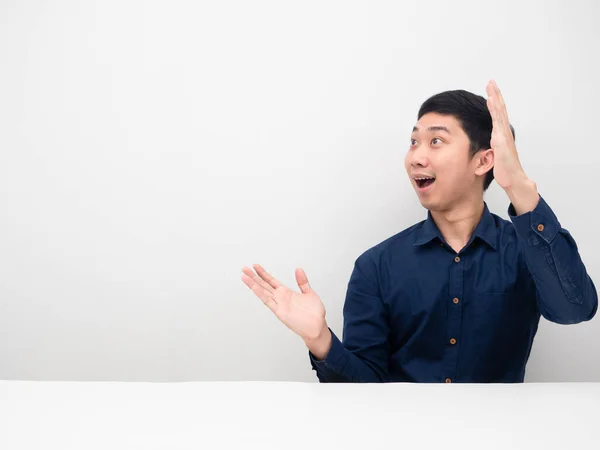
[417,89,515,191]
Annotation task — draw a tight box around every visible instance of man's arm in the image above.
[486,80,597,324]
[308,254,391,382]
[508,189,598,323]
[241,255,389,382]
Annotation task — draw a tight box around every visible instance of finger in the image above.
[488,95,507,131]
[491,80,510,127]
[492,80,506,109]
[486,81,506,125]
[486,82,497,118]
[486,81,495,99]
[253,264,283,289]
[241,274,275,302]
[242,266,275,295]
[241,274,277,312]
[295,268,312,294]
[487,96,501,126]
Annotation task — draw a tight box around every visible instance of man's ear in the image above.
[474,148,495,176]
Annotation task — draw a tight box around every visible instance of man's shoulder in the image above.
[488,210,519,237]
[357,220,425,262]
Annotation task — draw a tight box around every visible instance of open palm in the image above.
[241,264,326,341]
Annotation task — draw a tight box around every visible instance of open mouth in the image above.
[415,177,435,189]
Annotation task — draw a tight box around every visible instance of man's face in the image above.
[404,113,487,212]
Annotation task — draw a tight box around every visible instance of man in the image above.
[241,81,598,383]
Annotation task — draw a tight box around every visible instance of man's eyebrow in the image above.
[412,125,452,135]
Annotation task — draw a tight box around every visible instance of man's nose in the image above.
[409,146,429,167]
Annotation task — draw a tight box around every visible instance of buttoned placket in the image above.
[443,247,464,383]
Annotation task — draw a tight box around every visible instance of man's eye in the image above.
[410,139,417,146]
[431,138,443,145]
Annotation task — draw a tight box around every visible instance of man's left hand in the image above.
[486,80,539,214]
[486,80,527,189]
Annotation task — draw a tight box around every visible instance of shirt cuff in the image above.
[508,195,560,244]
[309,328,349,374]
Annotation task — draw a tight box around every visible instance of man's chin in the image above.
[417,196,435,209]
[417,197,444,212]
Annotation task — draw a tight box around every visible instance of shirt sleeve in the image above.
[308,252,391,382]
[509,195,598,324]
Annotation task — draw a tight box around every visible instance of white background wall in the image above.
[0,0,598,382]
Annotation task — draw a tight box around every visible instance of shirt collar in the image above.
[413,202,497,250]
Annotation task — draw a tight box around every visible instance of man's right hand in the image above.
[241,264,331,358]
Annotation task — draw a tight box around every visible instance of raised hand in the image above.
[241,264,327,341]
[486,80,526,190]
[486,80,539,214]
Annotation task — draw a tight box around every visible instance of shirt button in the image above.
[453,297,459,304]
[450,338,457,345]
[454,256,460,263]
[537,224,545,232]
[445,378,452,383]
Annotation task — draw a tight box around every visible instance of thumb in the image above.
[295,268,312,294]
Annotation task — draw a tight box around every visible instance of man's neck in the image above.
[430,198,485,254]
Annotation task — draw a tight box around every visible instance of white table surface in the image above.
[1,381,599,449]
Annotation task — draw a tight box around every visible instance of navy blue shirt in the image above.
[310,196,597,383]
